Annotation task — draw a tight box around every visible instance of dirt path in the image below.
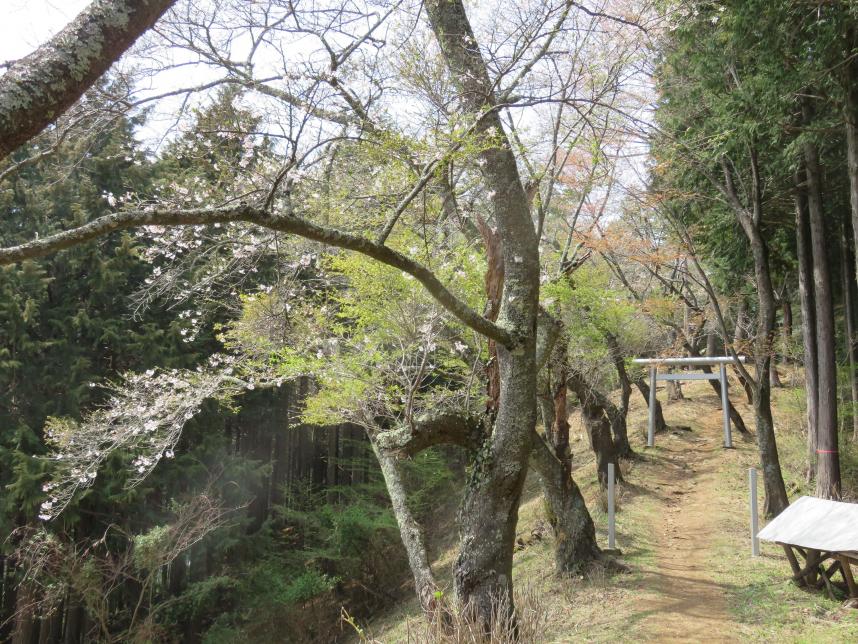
[634,406,738,642]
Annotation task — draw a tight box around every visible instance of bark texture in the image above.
[370,438,439,613]
[845,33,858,286]
[475,213,504,420]
[841,232,858,442]
[529,435,600,574]
[567,371,621,488]
[0,0,176,159]
[720,153,788,516]
[604,333,635,457]
[803,120,841,499]
[733,300,754,403]
[425,0,541,625]
[795,174,819,476]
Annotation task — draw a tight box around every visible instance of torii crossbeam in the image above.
[632,356,745,449]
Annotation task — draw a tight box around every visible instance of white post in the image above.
[749,468,760,556]
[720,363,732,448]
[608,462,616,549]
[647,366,657,447]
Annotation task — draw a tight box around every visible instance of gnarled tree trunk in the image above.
[425,0,541,625]
[529,435,600,574]
[845,27,858,288]
[567,370,621,489]
[604,332,635,458]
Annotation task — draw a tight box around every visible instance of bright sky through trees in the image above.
[0,1,90,60]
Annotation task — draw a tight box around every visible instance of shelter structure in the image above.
[757,496,858,600]
[632,356,745,449]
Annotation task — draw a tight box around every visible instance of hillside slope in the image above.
[359,369,858,642]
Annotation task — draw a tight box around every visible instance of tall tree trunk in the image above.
[582,402,617,489]
[63,600,82,644]
[326,425,340,503]
[537,374,555,439]
[0,558,14,643]
[38,606,62,644]
[604,332,635,458]
[11,583,35,644]
[475,213,503,422]
[842,230,858,442]
[370,437,439,614]
[270,382,292,506]
[529,435,600,574]
[733,299,748,345]
[803,113,841,499]
[782,296,793,354]
[721,153,789,516]
[845,30,858,287]
[601,391,632,461]
[534,325,602,575]
[567,371,621,489]
[550,360,570,464]
[425,0,541,625]
[795,171,819,478]
[733,300,755,403]
[62,598,83,644]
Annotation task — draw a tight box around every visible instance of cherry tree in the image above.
[1,0,653,626]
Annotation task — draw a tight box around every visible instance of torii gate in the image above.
[632,356,745,449]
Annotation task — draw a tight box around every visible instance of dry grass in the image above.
[344,580,552,643]
[360,370,858,643]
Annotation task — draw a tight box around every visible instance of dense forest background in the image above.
[1,0,858,642]
[0,92,463,642]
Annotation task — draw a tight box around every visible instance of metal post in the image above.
[749,468,760,557]
[647,366,656,447]
[608,462,616,549]
[720,363,732,448]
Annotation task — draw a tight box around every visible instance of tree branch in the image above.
[374,412,485,456]
[0,0,176,159]
[0,204,514,347]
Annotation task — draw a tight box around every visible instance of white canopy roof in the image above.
[631,356,746,366]
[757,496,858,553]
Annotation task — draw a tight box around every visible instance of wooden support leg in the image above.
[782,545,806,587]
[841,556,858,598]
[806,549,821,586]
[791,549,827,584]
[820,562,838,600]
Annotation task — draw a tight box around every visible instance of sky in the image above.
[0,0,651,195]
[0,0,90,62]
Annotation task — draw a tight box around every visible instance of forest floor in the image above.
[358,369,858,643]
